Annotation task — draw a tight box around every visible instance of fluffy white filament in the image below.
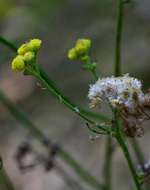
[88,74,145,113]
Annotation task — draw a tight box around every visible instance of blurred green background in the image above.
[0,0,150,190]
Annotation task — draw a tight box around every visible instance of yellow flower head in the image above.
[68,48,77,60]
[28,39,42,51]
[24,51,35,62]
[17,43,29,55]
[75,38,91,56]
[11,55,25,72]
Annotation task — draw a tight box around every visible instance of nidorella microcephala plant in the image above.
[88,74,150,137]
[7,0,150,188]
[10,35,149,190]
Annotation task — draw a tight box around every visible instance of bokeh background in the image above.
[0,0,150,189]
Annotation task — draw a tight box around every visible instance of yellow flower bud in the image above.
[68,48,77,60]
[75,39,91,55]
[11,55,25,72]
[24,51,35,62]
[17,43,29,55]
[28,39,42,51]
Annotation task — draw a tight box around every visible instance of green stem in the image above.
[0,36,110,123]
[0,37,17,52]
[32,69,94,124]
[39,67,109,122]
[33,69,112,135]
[103,1,125,188]
[116,136,141,190]
[115,114,141,190]
[105,1,125,189]
[130,139,149,190]
[114,0,142,189]
[0,90,103,190]
[115,0,124,76]
[0,35,109,190]
[0,167,15,190]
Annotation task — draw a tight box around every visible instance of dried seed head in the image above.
[88,74,145,113]
[88,74,150,137]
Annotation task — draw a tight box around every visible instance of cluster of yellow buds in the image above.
[11,39,42,72]
[67,38,91,61]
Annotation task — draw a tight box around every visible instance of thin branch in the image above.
[0,37,17,52]
[115,112,141,190]
[114,1,142,189]
[0,35,110,123]
[102,0,125,188]
[115,0,124,76]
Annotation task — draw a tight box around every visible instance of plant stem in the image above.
[0,36,110,123]
[0,37,17,52]
[0,90,104,190]
[130,139,149,190]
[39,67,109,122]
[104,1,125,188]
[115,0,124,76]
[114,1,142,189]
[115,113,141,190]
[116,135,142,190]
[32,69,112,134]
[0,35,109,190]
[106,1,125,189]
[0,167,15,190]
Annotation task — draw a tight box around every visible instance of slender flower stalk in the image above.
[115,0,124,76]
[0,36,110,123]
[0,36,112,189]
[28,67,107,126]
[0,37,17,52]
[0,1,147,187]
[114,1,141,190]
[114,112,141,190]
[101,1,126,188]
[0,90,104,190]
[130,139,150,190]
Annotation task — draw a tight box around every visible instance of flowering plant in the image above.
[0,1,150,190]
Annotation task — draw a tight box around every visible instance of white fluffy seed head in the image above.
[88,74,145,112]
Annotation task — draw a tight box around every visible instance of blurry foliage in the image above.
[0,0,12,19]
[26,0,67,24]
